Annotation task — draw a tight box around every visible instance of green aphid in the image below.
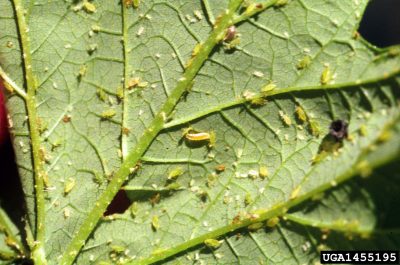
[133,0,140,8]
[101,109,116,119]
[359,124,367,136]
[320,66,333,85]
[244,193,253,206]
[204,238,222,249]
[64,177,76,195]
[309,119,320,137]
[209,131,216,148]
[37,117,48,135]
[295,106,307,123]
[356,160,372,178]
[250,97,267,107]
[152,215,160,231]
[51,138,63,151]
[97,261,111,265]
[78,65,87,78]
[168,167,183,181]
[207,174,218,187]
[110,245,126,254]
[259,166,269,179]
[165,182,182,190]
[279,111,292,126]
[296,55,311,70]
[130,202,138,218]
[192,43,202,57]
[312,151,328,165]
[266,217,280,227]
[116,86,124,100]
[248,222,263,231]
[97,88,107,102]
[93,172,104,185]
[83,0,96,13]
[275,0,289,7]
[261,82,276,95]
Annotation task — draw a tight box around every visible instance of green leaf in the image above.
[1,0,400,264]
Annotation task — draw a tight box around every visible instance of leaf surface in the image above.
[0,0,400,264]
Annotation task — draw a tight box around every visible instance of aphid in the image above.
[39,147,51,163]
[244,193,253,205]
[165,182,182,190]
[151,215,160,231]
[204,239,222,249]
[320,65,332,85]
[352,31,360,40]
[222,25,240,50]
[78,65,87,79]
[83,0,96,13]
[64,178,76,195]
[250,97,267,107]
[248,170,258,179]
[124,0,133,8]
[93,171,104,185]
[253,71,264,78]
[37,117,48,135]
[133,0,140,8]
[377,130,392,143]
[242,90,256,100]
[122,127,130,135]
[275,0,289,7]
[41,172,51,188]
[149,193,160,206]
[295,106,307,123]
[296,55,311,70]
[130,202,138,218]
[266,216,280,227]
[101,109,116,119]
[279,110,292,126]
[127,77,140,89]
[168,167,184,180]
[224,26,237,42]
[87,43,98,54]
[191,43,202,57]
[97,88,107,102]
[329,120,348,141]
[359,124,367,136]
[215,164,226,173]
[309,119,320,137]
[194,10,203,20]
[138,81,148,88]
[136,26,145,36]
[206,174,218,187]
[259,166,268,179]
[110,245,126,254]
[63,208,71,219]
[290,186,301,200]
[6,41,13,48]
[261,82,276,95]
[248,222,263,231]
[356,160,372,178]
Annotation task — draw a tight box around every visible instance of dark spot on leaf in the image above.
[329,120,348,141]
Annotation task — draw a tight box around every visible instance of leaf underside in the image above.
[0,0,400,264]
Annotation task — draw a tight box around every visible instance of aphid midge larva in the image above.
[185,132,210,141]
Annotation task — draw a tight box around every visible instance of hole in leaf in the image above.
[359,0,400,47]
[104,190,131,216]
